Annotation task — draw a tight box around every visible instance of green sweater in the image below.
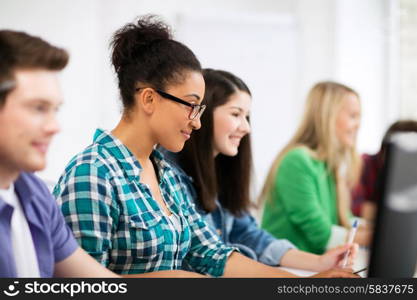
[261,147,338,254]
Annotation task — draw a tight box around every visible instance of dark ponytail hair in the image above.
[178,68,253,215]
[110,15,202,112]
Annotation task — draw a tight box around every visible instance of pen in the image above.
[353,267,367,274]
[342,219,358,268]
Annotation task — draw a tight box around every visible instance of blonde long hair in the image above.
[259,81,362,228]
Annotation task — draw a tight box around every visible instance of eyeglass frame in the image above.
[135,87,206,120]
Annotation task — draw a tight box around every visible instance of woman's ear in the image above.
[137,88,156,115]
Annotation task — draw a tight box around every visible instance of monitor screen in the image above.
[368,132,417,277]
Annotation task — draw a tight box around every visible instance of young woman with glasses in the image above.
[161,69,360,277]
[52,16,358,278]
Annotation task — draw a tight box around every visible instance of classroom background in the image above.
[1,0,416,205]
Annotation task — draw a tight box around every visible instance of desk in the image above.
[279,247,369,277]
[280,248,417,278]
[279,248,417,277]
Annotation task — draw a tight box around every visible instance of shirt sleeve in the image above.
[43,185,78,263]
[53,162,118,267]
[174,176,236,277]
[182,200,237,277]
[275,150,333,254]
[229,213,296,266]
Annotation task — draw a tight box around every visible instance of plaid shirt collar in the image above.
[93,128,171,183]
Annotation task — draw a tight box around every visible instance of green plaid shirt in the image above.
[53,129,235,276]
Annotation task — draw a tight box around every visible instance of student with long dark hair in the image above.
[163,68,359,273]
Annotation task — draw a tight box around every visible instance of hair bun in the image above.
[111,15,172,73]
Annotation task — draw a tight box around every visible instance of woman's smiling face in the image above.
[213,90,251,157]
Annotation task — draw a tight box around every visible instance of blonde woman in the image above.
[261,81,372,254]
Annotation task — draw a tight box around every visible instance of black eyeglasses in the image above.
[136,87,206,120]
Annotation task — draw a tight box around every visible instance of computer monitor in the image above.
[368,132,417,277]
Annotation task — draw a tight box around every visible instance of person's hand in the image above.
[354,227,373,246]
[309,268,360,278]
[316,243,359,271]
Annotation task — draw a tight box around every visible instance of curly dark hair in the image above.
[110,15,202,112]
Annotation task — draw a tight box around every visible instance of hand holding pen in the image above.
[342,219,359,268]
